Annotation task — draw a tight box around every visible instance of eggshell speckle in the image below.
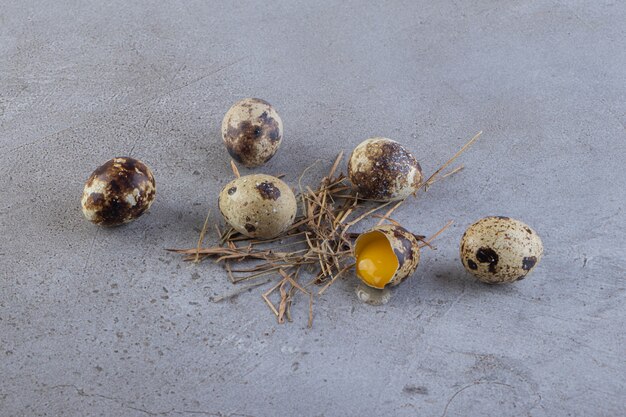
[460,216,543,284]
[218,174,296,239]
[348,138,422,201]
[81,157,156,226]
[221,98,283,167]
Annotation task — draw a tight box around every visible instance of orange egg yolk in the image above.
[356,235,398,289]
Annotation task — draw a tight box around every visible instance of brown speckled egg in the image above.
[460,216,543,284]
[81,157,156,226]
[218,174,296,239]
[221,98,283,167]
[354,224,420,289]
[348,138,422,201]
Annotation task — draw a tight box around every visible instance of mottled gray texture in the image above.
[1,1,625,416]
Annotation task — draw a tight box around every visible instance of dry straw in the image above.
[169,132,482,326]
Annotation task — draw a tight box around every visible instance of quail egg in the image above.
[348,137,422,201]
[354,224,420,289]
[460,216,543,284]
[218,174,297,239]
[81,157,156,226]
[221,98,283,167]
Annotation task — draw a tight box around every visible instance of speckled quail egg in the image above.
[218,174,297,239]
[354,224,420,289]
[348,137,422,201]
[460,216,543,284]
[81,157,156,226]
[221,98,283,167]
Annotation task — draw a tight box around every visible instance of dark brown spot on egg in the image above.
[476,247,499,273]
[525,227,532,234]
[258,111,281,143]
[392,228,414,262]
[522,256,537,270]
[495,216,510,220]
[256,181,281,200]
[86,192,104,207]
[92,158,154,192]
[245,223,256,233]
[225,121,258,164]
[227,187,237,195]
[93,199,126,226]
[467,259,478,270]
[350,171,392,200]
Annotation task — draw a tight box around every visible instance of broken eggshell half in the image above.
[354,224,420,289]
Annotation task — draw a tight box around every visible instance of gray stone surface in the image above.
[1,1,625,416]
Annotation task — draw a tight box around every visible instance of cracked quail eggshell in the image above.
[460,216,544,284]
[348,138,422,202]
[355,224,420,288]
[221,98,283,167]
[81,157,156,226]
[218,174,297,239]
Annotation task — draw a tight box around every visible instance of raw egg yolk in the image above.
[356,235,398,289]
